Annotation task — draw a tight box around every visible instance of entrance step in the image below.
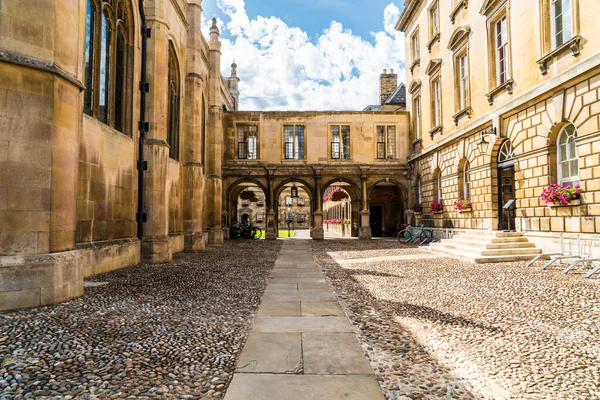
[427,231,542,264]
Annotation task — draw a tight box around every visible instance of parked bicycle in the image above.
[397,224,433,245]
[230,221,262,240]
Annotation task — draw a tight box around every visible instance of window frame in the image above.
[463,161,472,199]
[557,124,579,186]
[537,0,581,74]
[551,0,573,50]
[413,95,422,141]
[375,125,397,160]
[417,177,423,205]
[330,124,351,160]
[283,124,306,160]
[484,4,514,105]
[167,43,181,161]
[84,0,132,136]
[237,124,260,160]
[431,76,442,128]
[427,1,441,51]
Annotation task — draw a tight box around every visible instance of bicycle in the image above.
[397,224,433,245]
[230,222,262,240]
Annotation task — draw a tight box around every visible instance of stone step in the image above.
[439,240,536,250]
[451,235,530,244]
[453,231,524,239]
[431,242,541,256]
[427,245,541,264]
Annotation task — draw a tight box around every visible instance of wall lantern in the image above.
[477,127,496,154]
[290,184,299,198]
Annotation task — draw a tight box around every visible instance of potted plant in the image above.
[540,184,582,207]
[331,191,349,202]
[240,189,259,202]
[413,203,423,215]
[381,190,398,201]
[454,197,472,212]
[431,201,444,214]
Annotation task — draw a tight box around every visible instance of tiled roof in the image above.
[363,105,383,111]
[384,83,406,106]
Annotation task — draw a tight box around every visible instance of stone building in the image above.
[397,0,600,255]
[0,0,413,310]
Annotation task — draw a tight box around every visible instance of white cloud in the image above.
[206,1,405,111]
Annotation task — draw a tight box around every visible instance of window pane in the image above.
[99,12,110,123]
[376,126,385,159]
[84,1,95,115]
[114,30,126,132]
[284,125,294,159]
[387,126,396,158]
[248,137,257,159]
[295,126,305,159]
[341,125,350,159]
[331,125,340,141]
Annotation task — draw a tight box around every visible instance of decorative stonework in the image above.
[427,33,440,53]
[485,79,514,105]
[452,106,472,125]
[450,0,468,24]
[536,36,583,75]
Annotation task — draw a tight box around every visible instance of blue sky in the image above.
[203,0,404,44]
[202,0,406,111]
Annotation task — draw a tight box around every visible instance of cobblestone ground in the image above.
[0,240,281,400]
[310,240,600,400]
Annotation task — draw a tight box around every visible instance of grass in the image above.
[256,230,296,239]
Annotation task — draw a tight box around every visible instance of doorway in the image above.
[497,140,516,231]
[241,213,250,225]
[370,205,383,237]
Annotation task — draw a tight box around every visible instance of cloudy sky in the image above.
[201,0,406,111]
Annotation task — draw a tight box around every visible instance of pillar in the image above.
[0,0,84,309]
[359,177,372,240]
[266,178,277,240]
[312,177,324,240]
[141,8,172,263]
[183,0,206,251]
[205,18,224,244]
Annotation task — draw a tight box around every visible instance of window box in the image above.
[414,212,423,216]
[458,208,473,213]
[536,35,582,75]
[450,0,468,24]
[485,78,513,105]
[452,106,472,125]
[433,211,444,215]
[547,199,580,207]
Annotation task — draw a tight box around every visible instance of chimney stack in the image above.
[380,68,398,106]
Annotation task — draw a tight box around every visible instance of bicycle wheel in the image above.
[419,229,433,244]
[397,229,412,243]
[251,227,262,240]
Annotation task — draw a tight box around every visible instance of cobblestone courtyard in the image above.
[310,240,600,400]
[2,239,599,399]
[0,241,281,399]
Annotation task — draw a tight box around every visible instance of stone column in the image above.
[182,0,206,251]
[266,177,277,240]
[359,177,372,239]
[205,18,225,244]
[312,177,324,240]
[140,10,172,263]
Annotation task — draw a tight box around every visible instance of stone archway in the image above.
[320,178,362,238]
[225,179,269,234]
[367,178,408,237]
[270,178,317,240]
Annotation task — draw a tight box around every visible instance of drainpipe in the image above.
[137,0,149,239]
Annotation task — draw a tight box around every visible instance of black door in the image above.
[498,165,516,231]
[370,206,383,237]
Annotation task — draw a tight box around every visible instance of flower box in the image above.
[414,212,422,216]
[458,209,472,213]
[548,199,581,207]
[433,211,444,214]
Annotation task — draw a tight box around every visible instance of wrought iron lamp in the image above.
[290,184,299,198]
[477,127,496,154]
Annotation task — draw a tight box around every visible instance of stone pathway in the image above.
[224,240,384,400]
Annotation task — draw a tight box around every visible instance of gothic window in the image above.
[167,44,181,160]
[557,124,579,186]
[99,10,111,124]
[84,0,96,115]
[202,96,207,166]
[238,125,259,159]
[83,0,132,135]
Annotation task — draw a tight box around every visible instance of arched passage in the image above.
[225,179,269,233]
[320,179,362,238]
[271,178,316,239]
[367,179,408,237]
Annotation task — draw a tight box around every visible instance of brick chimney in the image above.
[380,68,398,105]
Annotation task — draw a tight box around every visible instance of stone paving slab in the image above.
[253,316,353,333]
[303,333,374,375]
[262,291,337,302]
[236,333,302,373]
[257,301,301,317]
[301,301,344,317]
[224,241,384,399]
[224,374,385,400]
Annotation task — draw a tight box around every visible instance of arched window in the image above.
[167,44,181,160]
[201,96,207,166]
[463,161,471,199]
[99,10,111,124]
[417,177,423,204]
[435,169,442,202]
[557,124,579,186]
[83,0,132,135]
[84,0,96,115]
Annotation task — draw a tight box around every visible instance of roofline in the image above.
[226,110,410,115]
[395,0,422,32]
